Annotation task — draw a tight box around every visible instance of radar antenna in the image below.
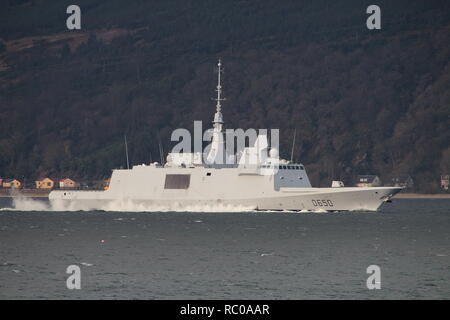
[124,134,130,169]
[212,59,225,131]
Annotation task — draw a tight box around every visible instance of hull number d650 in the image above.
[311,199,334,207]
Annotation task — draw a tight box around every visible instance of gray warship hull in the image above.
[49,166,402,212]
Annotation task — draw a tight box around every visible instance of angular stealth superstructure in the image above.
[49,60,402,211]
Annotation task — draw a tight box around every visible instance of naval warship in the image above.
[49,60,402,211]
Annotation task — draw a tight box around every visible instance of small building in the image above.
[391,175,414,189]
[35,178,54,189]
[356,175,382,187]
[0,178,3,187]
[2,179,21,189]
[59,178,77,189]
[441,175,450,191]
[91,179,110,190]
[102,179,111,190]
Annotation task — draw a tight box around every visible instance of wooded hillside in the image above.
[0,0,449,191]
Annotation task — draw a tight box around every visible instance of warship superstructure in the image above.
[49,60,402,211]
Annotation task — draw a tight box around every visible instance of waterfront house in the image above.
[441,175,450,191]
[391,175,414,189]
[59,178,77,189]
[35,177,54,189]
[356,175,382,187]
[91,179,111,190]
[2,179,21,189]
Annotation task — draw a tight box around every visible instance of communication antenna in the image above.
[290,128,297,163]
[124,134,130,169]
[157,131,164,165]
[214,59,225,113]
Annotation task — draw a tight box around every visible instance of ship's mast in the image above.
[213,59,225,132]
[206,59,226,165]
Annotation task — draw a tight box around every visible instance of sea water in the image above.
[0,198,448,299]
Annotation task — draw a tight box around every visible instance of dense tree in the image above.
[0,0,449,191]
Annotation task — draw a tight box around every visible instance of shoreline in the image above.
[1,190,449,199]
[393,193,450,199]
[0,189,50,198]
[0,193,50,198]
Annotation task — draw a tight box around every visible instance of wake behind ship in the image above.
[49,60,402,211]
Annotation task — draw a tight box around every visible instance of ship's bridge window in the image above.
[164,174,190,189]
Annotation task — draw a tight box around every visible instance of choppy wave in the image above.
[1,194,332,213]
[2,197,50,211]
[97,200,258,213]
[1,197,259,213]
